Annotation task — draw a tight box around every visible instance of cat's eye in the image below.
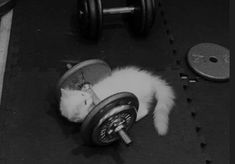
[84,100,87,105]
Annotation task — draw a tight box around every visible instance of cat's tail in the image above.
[153,77,175,135]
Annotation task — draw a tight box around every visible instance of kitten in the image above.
[60,66,175,135]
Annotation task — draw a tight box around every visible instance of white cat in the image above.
[60,66,175,135]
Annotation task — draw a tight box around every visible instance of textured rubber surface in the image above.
[0,0,229,164]
[161,0,229,163]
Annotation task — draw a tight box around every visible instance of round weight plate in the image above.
[77,0,102,39]
[187,43,230,81]
[57,59,111,92]
[81,92,139,146]
[92,105,137,145]
[127,0,156,35]
[0,0,15,16]
[77,0,89,34]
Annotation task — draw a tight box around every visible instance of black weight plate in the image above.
[77,0,89,33]
[81,92,139,146]
[0,0,15,16]
[127,0,156,35]
[92,105,137,145]
[187,43,230,81]
[77,0,102,39]
[57,59,111,93]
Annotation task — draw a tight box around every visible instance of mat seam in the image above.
[158,1,212,163]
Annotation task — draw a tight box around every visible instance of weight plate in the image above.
[77,0,102,39]
[57,59,111,92]
[187,43,230,81]
[92,105,137,145]
[81,92,139,146]
[77,0,89,33]
[0,0,15,16]
[127,0,156,35]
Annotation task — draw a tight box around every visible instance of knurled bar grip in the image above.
[103,7,136,15]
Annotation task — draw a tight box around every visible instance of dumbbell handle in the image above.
[103,7,136,15]
[117,129,132,145]
[81,83,100,105]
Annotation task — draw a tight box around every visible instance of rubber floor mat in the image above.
[0,0,229,164]
[158,0,229,163]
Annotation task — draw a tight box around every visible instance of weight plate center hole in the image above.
[209,56,218,63]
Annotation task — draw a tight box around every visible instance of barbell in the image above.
[57,59,139,146]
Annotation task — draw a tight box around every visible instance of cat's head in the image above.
[59,88,93,122]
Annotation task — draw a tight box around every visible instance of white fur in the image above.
[60,66,175,135]
[60,89,93,122]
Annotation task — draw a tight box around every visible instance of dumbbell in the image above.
[77,0,156,39]
[57,59,139,146]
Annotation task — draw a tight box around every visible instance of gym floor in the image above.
[0,0,229,164]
